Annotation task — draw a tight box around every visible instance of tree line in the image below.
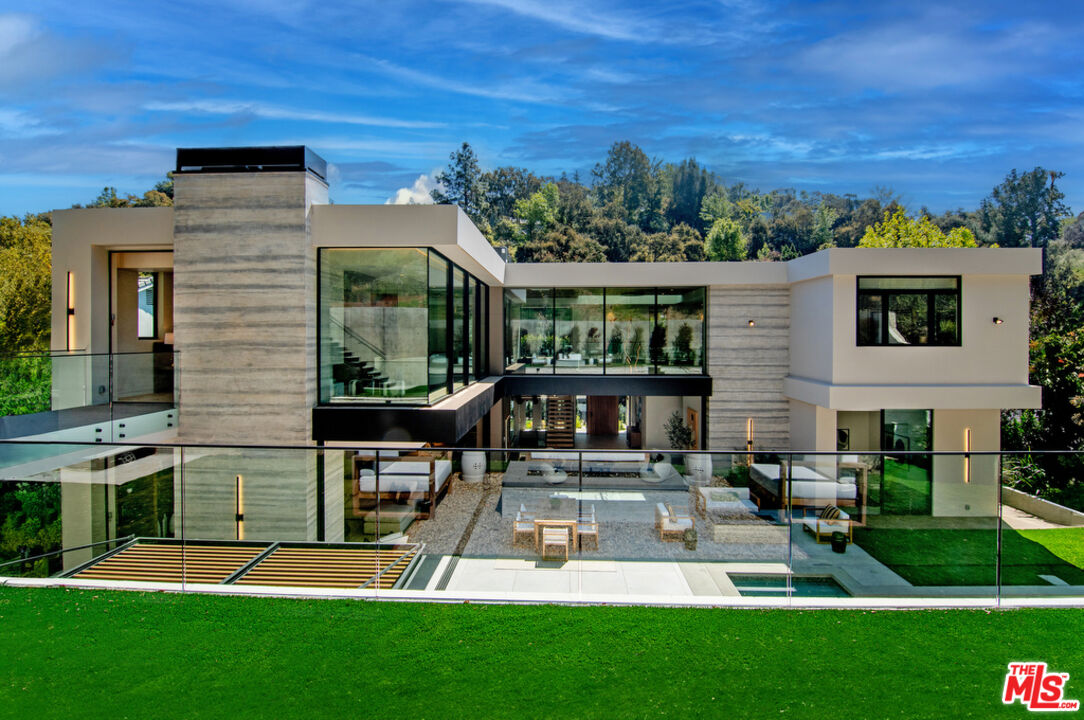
[429,140,1083,260]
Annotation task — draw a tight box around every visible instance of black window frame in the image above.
[856,276,961,347]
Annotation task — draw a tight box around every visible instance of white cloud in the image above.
[0,14,37,54]
[144,99,444,129]
[449,0,649,42]
[0,109,59,138]
[387,172,439,205]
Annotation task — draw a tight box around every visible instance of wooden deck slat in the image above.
[72,543,262,583]
[72,542,417,589]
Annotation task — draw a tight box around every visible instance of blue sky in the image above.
[1,0,1082,215]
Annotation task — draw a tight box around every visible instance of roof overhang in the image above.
[784,376,1042,410]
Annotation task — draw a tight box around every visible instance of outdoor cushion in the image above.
[820,504,843,520]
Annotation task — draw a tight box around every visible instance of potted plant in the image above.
[830,531,848,554]
[664,410,694,472]
[683,527,698,551]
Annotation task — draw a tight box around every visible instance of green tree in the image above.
[592,141,656,229]
[630,231,685,262]
[698,190,732,229]
[666,158,716,229]
[980,167,1070,248]
[512,182,559,253]
[431,142,489,231]
[521,225,606,263]
[812,202,839,249]
[0,213,52,352]
[587,216,643,263]
[859,208,979,248]
[481,166,542,230]
[705,217,747,260]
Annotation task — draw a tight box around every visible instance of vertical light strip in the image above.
[963,427,972,484]
[66,271,76,351]
[746,417,754,463]
[235,474,245,540]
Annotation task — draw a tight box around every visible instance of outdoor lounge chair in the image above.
[799,504,852,543]
[655,502,694,541]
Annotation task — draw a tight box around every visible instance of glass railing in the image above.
[1,441,1080,606]
[0,350,176,417]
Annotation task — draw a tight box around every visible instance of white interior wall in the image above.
[645,395,682,449]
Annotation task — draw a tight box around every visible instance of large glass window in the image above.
[656,287,705,374]
[428,252,449,401]
[555,288,603,374]
[319,248,486,404]
[468,276,478,383]
[319,248,429,403]
[504,287,705,375]
[137,272,157,339]
[605,288,654,375]
[857,277,960,346]
[505,288,554,374]
[453,268,466,390]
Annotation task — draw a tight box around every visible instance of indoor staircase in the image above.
[330,340,393,396]
[545,395,576,448]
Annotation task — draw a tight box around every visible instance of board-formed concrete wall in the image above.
[173,171,327,445]
[706,285,790,450]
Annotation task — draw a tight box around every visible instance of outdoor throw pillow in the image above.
[820,504,842,520]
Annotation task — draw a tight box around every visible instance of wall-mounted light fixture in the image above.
[963,427,972,484]
[746,417,755,462]
[747,320,756,327]
[235,474,245,540]
[66,271,76,351]
[992,317,1004,325]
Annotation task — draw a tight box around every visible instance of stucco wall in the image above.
[931,408,1001,517]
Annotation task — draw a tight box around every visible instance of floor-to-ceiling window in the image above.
[555,287,603,374]
[319,248,487,404]
[504,286,706,375]
[505,288,555,374]
[606,288,654,374]
[656,287,705,374]
[428,252,449,401]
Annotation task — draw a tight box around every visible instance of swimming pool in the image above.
[730,573,850,598]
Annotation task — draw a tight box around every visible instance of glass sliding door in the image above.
[555,288,603,374]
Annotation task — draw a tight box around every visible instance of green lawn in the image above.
[870,458,933,515]
[853,527,1084,586]
[2,587,1083,719]
[1018,528,1084,569]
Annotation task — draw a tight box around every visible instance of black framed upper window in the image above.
[857,276,960,346]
